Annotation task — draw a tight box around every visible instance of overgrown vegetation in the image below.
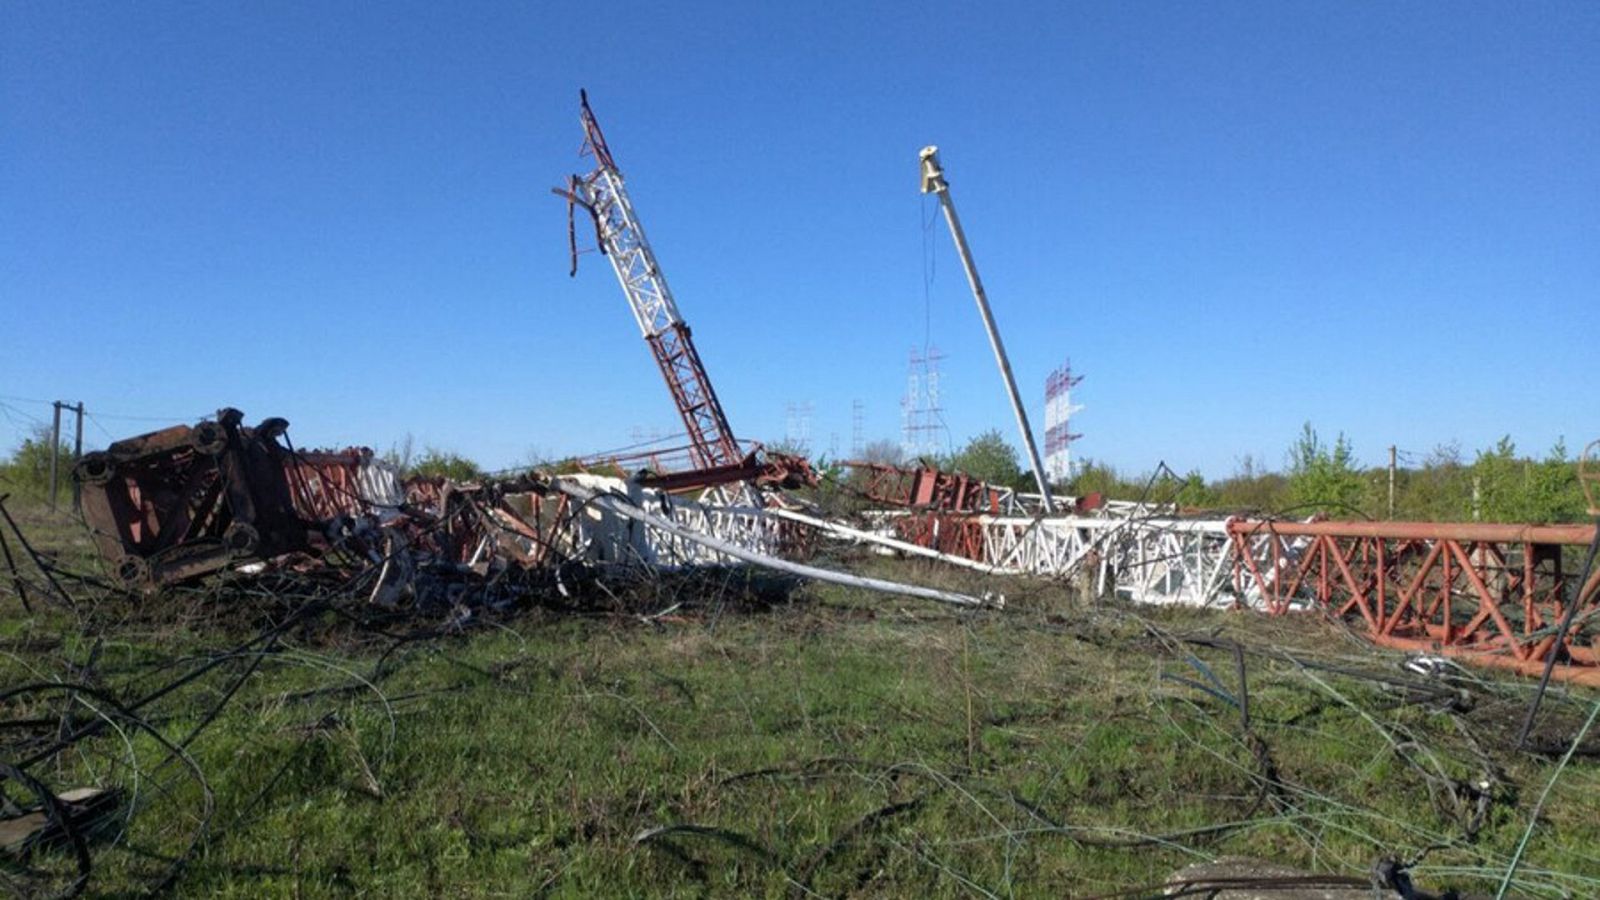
[0,424,73,502]
[939,428,1028,490]
[1057,424,1585,523]
[380,433,485,481]
[792,422,1588,523]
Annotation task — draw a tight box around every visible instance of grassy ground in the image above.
[2,498,1600,898]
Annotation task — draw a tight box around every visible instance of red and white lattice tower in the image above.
[559,91,741,471]
[1044,361,1083,483]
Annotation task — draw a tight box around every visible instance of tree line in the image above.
[866,424,1593,525]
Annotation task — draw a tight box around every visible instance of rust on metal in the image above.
[75,409,314,589]
[844,461,1010,514]
[1227,517,1600,675]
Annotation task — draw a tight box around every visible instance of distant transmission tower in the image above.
[1044,361,1083,484]
[630,424,666,445]
[850,399,865,457]
[784,401,813,454]
[901,347,947,460]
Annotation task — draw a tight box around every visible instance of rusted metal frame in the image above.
[577,89,618,172]
[955,517,985,560]
[1228,521,1300,614]
[1383,540,1445,636]
[1442,540,1559,658]
[1447,561,1516,652]
[1241,519,1596,544]
[1369,633,1600,688]
[76,431,235,586]
[1439,548,1454,644]
[1375,538,1387,634]
[1522,541,1539,639]
[1404,543,1450,638]
[73,411,353,589]
[1443,539,1527,658]
[1231,530,1279,613]
[77,474,128,565]
[286,455,357,522]
[1323,536,1382,632]
[773,507,1008,573]
[645,323,740,470]
[878,466,914,506]
[1220,518,1600,682]
[213,413,259,531]
[1375,538,1425,627]
[1268,529,1286,613]
[1464,540,1540,641]
[563,93,746,482]
[118,454,217,553]
[148,462,224,554]
[896,512,986,562]
[1521,560,1600,666]
[1420,538,1491,643]
[843,461,1011,515]
[636,454,760,492]
[1270,528,1321,610]
[212,412,316,559]
[1316,538,1331,610]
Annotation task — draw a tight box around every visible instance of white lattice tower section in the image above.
[901,348,946,460]
[784,401,813,455]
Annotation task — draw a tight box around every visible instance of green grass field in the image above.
[2,498,1599,898]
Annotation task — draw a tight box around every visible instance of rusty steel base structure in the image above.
[75,409,328,589]
[1229,519,1600,685]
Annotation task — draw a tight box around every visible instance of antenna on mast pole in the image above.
[918,145,1055,511]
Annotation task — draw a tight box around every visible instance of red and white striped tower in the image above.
[1044,362,1083,484]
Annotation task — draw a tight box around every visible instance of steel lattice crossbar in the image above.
[854,507,1600,684]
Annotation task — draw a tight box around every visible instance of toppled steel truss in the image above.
[62,411,1600,685]
[855,491,1600,684]
[67,411,977,610]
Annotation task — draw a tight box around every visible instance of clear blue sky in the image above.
[3,2,1596,477]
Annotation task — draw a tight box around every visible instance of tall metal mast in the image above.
[559,91,741,470]
[918,146,1055,511]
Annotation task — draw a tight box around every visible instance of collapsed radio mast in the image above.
[556,91,741,471]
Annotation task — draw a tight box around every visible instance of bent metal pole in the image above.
[919,146,1055,513]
